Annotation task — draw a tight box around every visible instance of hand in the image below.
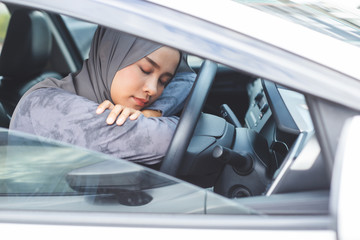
[96,100,142,126]
[141,109,162,118]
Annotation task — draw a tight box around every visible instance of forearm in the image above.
[11,88,178,165]
[145,72,196,116]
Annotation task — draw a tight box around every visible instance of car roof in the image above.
[4,0,360,111]
[149,0,360,80]
[5,0,360,78]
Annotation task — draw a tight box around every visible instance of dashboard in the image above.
[244,79,328,196]
[180,77,329,198]
[245,78,313,168]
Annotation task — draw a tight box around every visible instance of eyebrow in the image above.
[145,56,174,78]
[145,56,160,69]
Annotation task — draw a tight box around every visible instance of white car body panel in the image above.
[149,0,360,80]
[331,116,360,240]
[0,223,336,240]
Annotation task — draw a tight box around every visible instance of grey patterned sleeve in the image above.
[145,72,196,116]
[10,88,179,165]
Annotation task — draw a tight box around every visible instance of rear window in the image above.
[61,15,97,59]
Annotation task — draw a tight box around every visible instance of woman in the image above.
[9,27,196,166]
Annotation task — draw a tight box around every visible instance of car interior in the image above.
[0,3,331,215]
[0,7,63,127]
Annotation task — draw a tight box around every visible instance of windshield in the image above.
[0,129,254,214]
[235,0,360,47]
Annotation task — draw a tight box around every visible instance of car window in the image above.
[61,15,97,59]
[0,3,10,53]
[187,55,204,68]
[0,1,334,219]
[0,129,253,215]
[61,15,203,69]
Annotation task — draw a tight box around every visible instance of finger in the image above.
[96,100,114,114]
[129,111,142,120]
[116,107,132,126]
[106,104,123,125]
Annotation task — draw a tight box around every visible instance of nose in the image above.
[143,76,158,96]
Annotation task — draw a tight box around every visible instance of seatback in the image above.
[0,9,61,128]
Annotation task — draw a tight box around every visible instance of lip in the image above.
[132,97,149,107]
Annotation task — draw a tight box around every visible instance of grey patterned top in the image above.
[10,72,196,165]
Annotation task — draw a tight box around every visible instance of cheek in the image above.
[111,68,141,98]
[110,71,129,103]
[121,68,144,90]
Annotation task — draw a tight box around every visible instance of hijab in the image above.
[25,26,192,104]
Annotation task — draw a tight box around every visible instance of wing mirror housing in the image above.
[66,160,175,206]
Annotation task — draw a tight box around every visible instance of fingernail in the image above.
[116,117,125,125]
[96,108,102,114]
[106,117,114,124]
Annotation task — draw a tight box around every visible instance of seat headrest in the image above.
[0,9,52,78]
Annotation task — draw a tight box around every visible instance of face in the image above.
[110,46,180,110]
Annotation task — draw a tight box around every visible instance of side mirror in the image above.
[66,159,254,214]
[66,160,176,206]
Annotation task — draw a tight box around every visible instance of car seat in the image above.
[0,9,62,128]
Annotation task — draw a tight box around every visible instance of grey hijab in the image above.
[25,26,191,103]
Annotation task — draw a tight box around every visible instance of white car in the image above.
[0,0,359,239]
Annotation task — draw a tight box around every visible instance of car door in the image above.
[0,1,358,239]
[330,115,360,240]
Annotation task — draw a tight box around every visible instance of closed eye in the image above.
[140,67,152,74]
[159,76,172,86]
[159,80,167,86]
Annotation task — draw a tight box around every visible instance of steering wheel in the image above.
[160,60,218,176]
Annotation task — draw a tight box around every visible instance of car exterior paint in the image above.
[0,223,337,240]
